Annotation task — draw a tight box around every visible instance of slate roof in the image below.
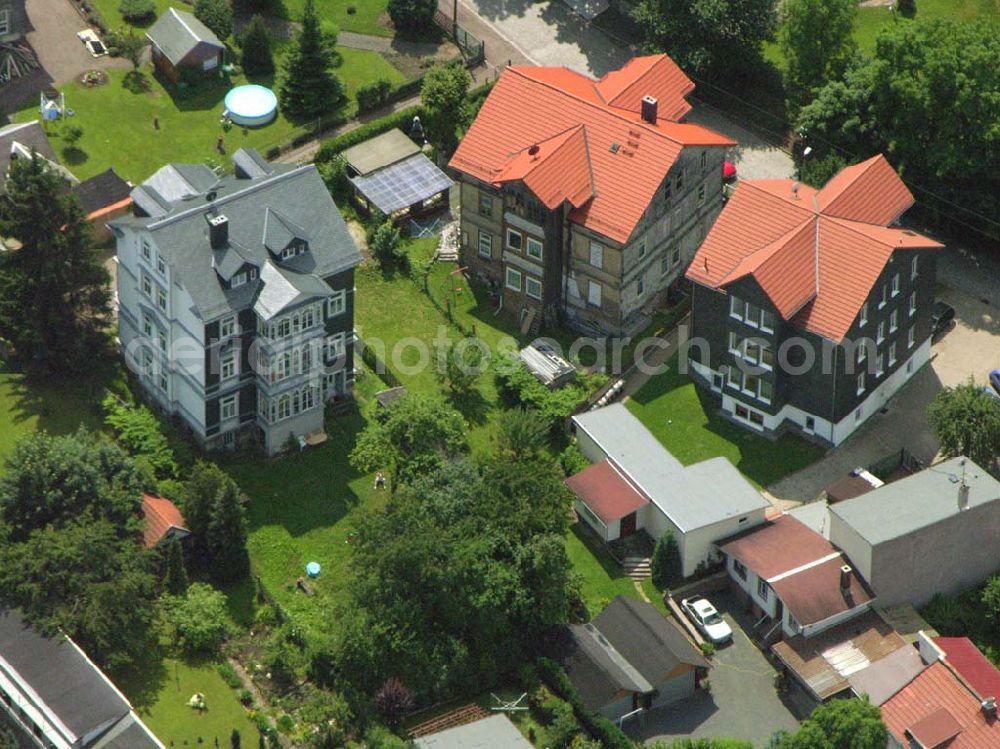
[829,457,1000,546]
[449,56,734,244]
[555,596,706,712]
[881,661,1000,749]
[146,8,224,67]
[686,154,944,342]
[0,608,131,739]
[111,148,362,321]
[413,715,533,749]
[72,168,132,215]
[0,120,59,193]
[571,404,768,532]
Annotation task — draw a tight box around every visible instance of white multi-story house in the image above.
[111,148,362,455]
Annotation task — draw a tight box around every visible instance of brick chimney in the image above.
[839,565,852,595]
[641,95,658,124]
[208,214,229,249]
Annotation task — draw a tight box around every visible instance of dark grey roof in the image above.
[350,153,453,215]
[0,120,60,194]
[263,206,309,251]
[143,162,219,203]
[72,168,132,215]
[829,456,1000,545]
[146,8,224,67]
[556,623,651,712]
[232,147,274,180]
[593,596,708,684]
[0,608,131,740]
[90,713,163,749]
[112,150,362,321]
[414,715,533,749]
[572,405,769,531]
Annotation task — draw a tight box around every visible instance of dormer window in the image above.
[230,266,258,289]
[280,242,307,261]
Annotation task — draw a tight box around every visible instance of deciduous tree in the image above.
[194,0,233,40]
[165,582,231,654]
[632,0,777,75]
[779,0,856,111]
[387,0,436,34]
[420,62,471,152]
[497,407,550,457]
[928,380,1000,469]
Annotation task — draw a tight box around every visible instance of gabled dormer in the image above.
[263,207,310,263]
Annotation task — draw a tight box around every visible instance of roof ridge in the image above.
[506,67,690,148]
[823,214,924,248]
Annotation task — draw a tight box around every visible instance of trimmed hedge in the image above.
[315,106,422,163]
[356,79,392,114]
[537,657,636,749]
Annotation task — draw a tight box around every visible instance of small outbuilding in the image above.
[342,129,452,222]
[142,493,190,549]
[413,715,532,749]
[554,596,708,722]
[71,168,132,243]
[518,343,575,388]
[147,8,224,84]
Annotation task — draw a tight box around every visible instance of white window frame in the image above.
[588,280,602,308]
[142,274,152,297]
[879,284,888,309]
[908,292,916,317]
[327,290,346,318]
[526,237,543,261]
[876,352,885,378]
[859,301,868,327]
[231,272,247,288]
[745,302,761,328]
[505,228,523,251]
[757,577,769,601]
[220,351,237,381]
[857,372,866,395]
[889,341,897,367]
[636,276,645,297]
[876,320,885,344]
[157,329,167,353]
[891,273,900,297]
[670,245,681,268]
[505,267,522,292]
[727,365,743,391]
[326,332,346,361]
[637,239,647,259]
[525,276,542,300]
[156,255,166,275]
[890,309,899,333]
[142,313,153,337]
[478,231,492,259]
[761,309,775,333]
[907,326,915,349]
[478,193,492,218]
[758,378,773,405]
[728,332,741,355]
[911,255,918,279]
[157,287,167,312]
[730,295,743,320]
[220,394,237,421]
[158,371,168,392]
[220,315,237,339]
[857,341,867,365]
[141,239,151,261]
[589,241,603,270]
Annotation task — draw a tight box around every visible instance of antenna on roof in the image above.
[528,144,540,157]
[791,182,800,200]
[206,190,217,203]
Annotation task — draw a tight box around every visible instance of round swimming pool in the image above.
[224,85,278,127]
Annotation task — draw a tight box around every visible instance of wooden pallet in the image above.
[408,703,489,738]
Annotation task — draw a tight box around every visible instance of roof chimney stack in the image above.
[208,214,229,249]
[839,565,852,595]
[983,697,998,719]
[958,481,970,511]
[641,95,658,124]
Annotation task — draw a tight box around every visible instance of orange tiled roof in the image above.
[686,155,944,342]
[449,56,735,244]
[141,493,188,549]
[495,126,595,210]
[881,661,1000,749]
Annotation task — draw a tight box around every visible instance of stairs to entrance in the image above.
[623,556,651,580]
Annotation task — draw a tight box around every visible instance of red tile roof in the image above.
[495,126,594,210]
[686,155,944,342]
[881,661,1000,749]
[565,460,649,524]
[141,493,188,549]
[935,637,1000,700]
[449,56,735,244]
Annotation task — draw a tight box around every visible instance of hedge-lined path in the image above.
[272,93,422,164]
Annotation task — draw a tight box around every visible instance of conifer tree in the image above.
[207,477,249,583]
[278,0,345,118]
[163,536,189,595]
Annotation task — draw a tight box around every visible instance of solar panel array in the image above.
[351,153,453,215]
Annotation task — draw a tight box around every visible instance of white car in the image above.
[681,596,733,644]
[77,29,108,57]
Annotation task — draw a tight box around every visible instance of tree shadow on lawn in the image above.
[222,404,371,538]
[114,650,170,713]
[1,361,116,439]
[444,385,491,427]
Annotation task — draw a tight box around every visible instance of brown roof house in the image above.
[554,596,708,723]
[71,168,133,243]
[147,8,224,84]
[141,493,190,549]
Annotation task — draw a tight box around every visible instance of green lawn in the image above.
[88,0,174,35]
[293,0,390,35]
[566,524,665,618]
[625,353,822,489]
[119,658,260,747]
[15,48,404,183]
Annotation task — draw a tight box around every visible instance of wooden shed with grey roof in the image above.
[146,8,224,84]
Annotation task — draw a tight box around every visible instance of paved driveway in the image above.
[1,0,130,115]
[766,246,1000,505]
[631,591,803,746]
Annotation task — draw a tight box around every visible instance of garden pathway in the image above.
[227,656,292,748]
[338,31,444,58]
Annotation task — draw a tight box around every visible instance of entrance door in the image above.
[619,512,637,539]
[775,598,784,627]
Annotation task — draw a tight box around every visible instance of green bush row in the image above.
[536,657,636,749]
[315,106,422,163]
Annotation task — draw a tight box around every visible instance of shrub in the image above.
[314,106,421,163]
[217,662,242,689]
[548,699,580,749]
[387,0,436,32]
[194,0,233,40]
[374,678,414,729]
[699,641,716,657]
[559,442,589,477]
[165,583,232,654]
[356,79,392,113]
[369,220,405,269]
[103,394,178,479]
[316,153,351,204]
[536,658,635,749]
[119,0,155,22]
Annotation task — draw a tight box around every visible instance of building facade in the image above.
[111,148,362,455]
[0,0,26,43]
[685,155,943,445]
[449,55,734,336]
